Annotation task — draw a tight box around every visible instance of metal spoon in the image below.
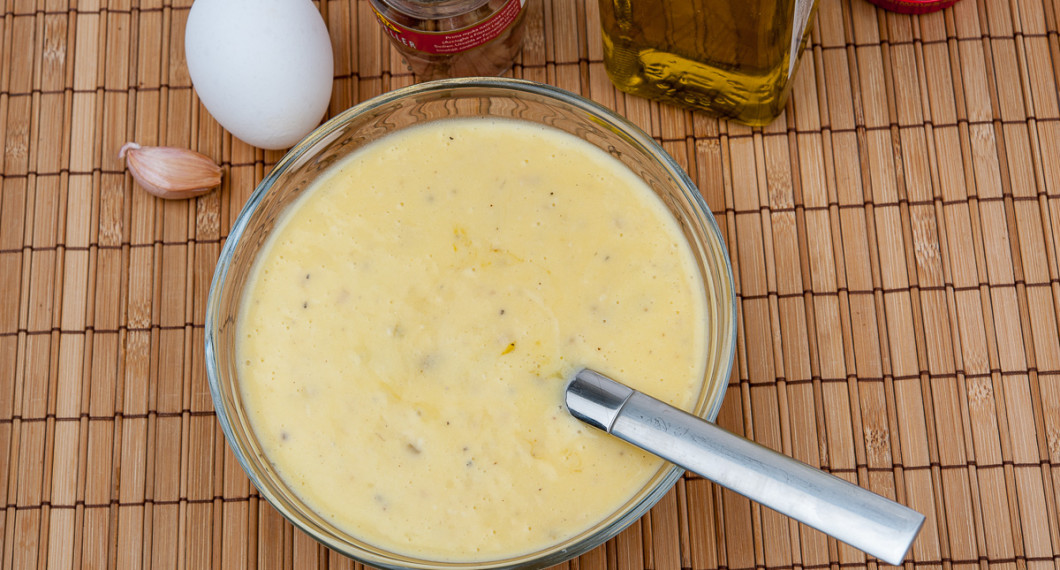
[565,369,925,565]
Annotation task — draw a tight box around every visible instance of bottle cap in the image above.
[865,0,959,14]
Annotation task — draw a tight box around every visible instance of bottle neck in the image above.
[378,0,493,20]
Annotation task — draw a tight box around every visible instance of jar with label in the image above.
[599,0,817,126]
[370,0,529,81]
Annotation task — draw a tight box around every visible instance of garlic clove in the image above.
[119,142,223,199]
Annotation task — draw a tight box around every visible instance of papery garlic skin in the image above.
[120,142,222,200]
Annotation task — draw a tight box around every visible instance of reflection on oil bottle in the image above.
[599,0,817,126]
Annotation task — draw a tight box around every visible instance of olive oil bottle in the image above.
[599,0,817,126]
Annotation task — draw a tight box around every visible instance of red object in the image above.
[372,0,524,55]
[865,0,960,14]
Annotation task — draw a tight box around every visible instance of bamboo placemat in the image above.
[2,0,1060,568]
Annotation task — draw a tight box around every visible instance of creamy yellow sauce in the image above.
[237,118,708,561]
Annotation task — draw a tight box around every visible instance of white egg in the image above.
[185,0,334,150]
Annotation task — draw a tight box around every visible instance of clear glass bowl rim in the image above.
[204,76,737,570]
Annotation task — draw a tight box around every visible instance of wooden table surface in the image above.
[2,0,1060,568]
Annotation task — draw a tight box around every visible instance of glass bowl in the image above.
[204,77,736,570]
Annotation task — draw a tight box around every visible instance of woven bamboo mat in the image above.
[2,0,1060,568]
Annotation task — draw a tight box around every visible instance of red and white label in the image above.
[373,0,525,55]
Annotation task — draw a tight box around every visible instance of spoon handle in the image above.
[565,369,925,566]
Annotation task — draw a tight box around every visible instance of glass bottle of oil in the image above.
[599,0,817,126]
